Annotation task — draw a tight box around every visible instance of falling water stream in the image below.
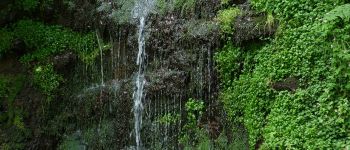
[133,0,154,149]
[134,16,146,150]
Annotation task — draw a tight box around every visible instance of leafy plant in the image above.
[33,64,63,101]
[324,4,350,22]
[179,98,205,146]
[216,1,350,149]
[250,0,346,28]
[0,75,29,150]
[157,113,180,125]
[12,20,99,64]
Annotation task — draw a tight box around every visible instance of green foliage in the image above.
[216,1,350,149]
[82,120,117,149]
[185,98,204,124]
[250,0,346,28]
[155,0,196,16]
[0,28,14,58]
[214,129,249,150]
[15,0,39,11]
[0,75,29,150]
[157,113,180,125]
[12,20,99,64]
[220,0,230,5]
[109,0,136,24]
[33,64,63,101]
[214,43,241,87]
[265,12,275,30]
[0,74,25,125]
[324,4,350,22]
[217,7,240,34]
[175,0,196,15]
[179,98,205,146]
[14,0,53,11]
[183,129,211,150]
[59,120,118,149]
[58,135,82,150]
[0,125,30,150]
[155,0,168,15]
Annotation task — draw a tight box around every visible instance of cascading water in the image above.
[133,0,154,149]
[133,16,145,150]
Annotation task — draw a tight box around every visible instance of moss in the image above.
[217,7,240,34]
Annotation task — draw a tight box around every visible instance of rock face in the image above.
[59,1,222,148]
[1,0,274,149]
[233,4,277,43]
[0,0,278,148]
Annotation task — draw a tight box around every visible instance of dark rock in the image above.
[51,52,77,73]
[270,77,299,92]
[233,4,278,43]
[146,69,190,94]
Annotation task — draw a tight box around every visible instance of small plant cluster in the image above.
[216,1,350,149]
[217,7,240,34]
[33,64,63,102]
[11,20,99,64]
[157,113,180,125]
[156,0,196,16]
[0,19,104,101]
[250,0,346,28]
[0,75,29,150]
[179,98,204,147]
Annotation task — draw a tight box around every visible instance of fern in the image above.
[324,4,350,21]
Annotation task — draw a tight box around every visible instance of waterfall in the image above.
[134,16,146,150]
[133,0,154,149]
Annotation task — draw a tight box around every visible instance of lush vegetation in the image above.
[12,20,99,64]
[216,0,350,149]
[1,0,350,149]
[0,3,102,148]
[0,75,28,149]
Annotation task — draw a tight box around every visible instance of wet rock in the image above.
[233,4,278,43]
[146,69,190,94]
[51,52,77,73]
